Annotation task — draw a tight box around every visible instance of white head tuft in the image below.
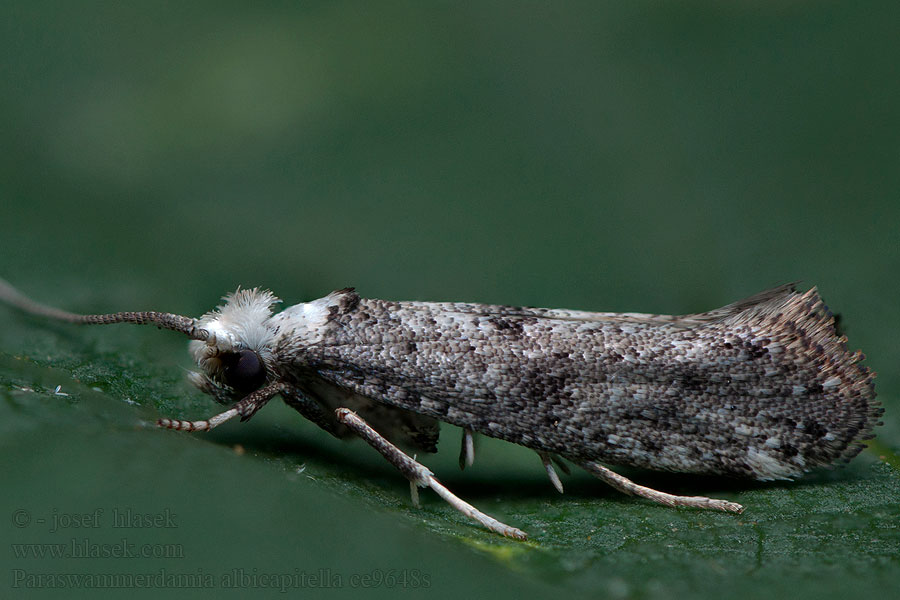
[197,288,281,351]
[188,288,281,393]
[186,287,358,400]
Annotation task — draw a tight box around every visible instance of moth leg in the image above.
[281,389,344,437]
[538,452,564,494]
[409,480,421,509]
[157,382,285,432]
[552,455,571,475]
[580,461,744,513]
[408,453,422,508]
[335,408,527,540]
[458,428,475,470]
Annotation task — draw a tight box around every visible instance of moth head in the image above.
[0,278,281,401]
[187,288,282,401]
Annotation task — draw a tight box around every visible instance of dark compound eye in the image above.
[221,350,267,393]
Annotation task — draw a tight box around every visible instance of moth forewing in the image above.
[287,286,879,482]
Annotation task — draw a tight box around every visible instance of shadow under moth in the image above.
[0,279,881,539]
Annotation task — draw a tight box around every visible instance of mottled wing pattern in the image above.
[278,286,879,481]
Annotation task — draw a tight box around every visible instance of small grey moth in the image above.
[0,279,880,539]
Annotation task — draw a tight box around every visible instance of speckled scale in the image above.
[272,285,880,481]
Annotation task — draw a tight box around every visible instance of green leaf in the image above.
[2,2,899,598]
[1,342,897,600]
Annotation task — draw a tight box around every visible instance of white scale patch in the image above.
[746,446,797,480]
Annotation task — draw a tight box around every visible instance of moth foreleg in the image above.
[579,461,744,513]
[281,389,343,436]
[335,408,527,540]
[157,382,285,432]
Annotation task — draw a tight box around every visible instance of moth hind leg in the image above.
[579,461,744,513]
[335,408,527,540]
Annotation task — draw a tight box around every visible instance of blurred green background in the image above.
[2,2,898,599]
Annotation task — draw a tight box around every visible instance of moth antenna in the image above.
[0,277,209,341]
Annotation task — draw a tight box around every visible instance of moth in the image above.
[0,279,881,539]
